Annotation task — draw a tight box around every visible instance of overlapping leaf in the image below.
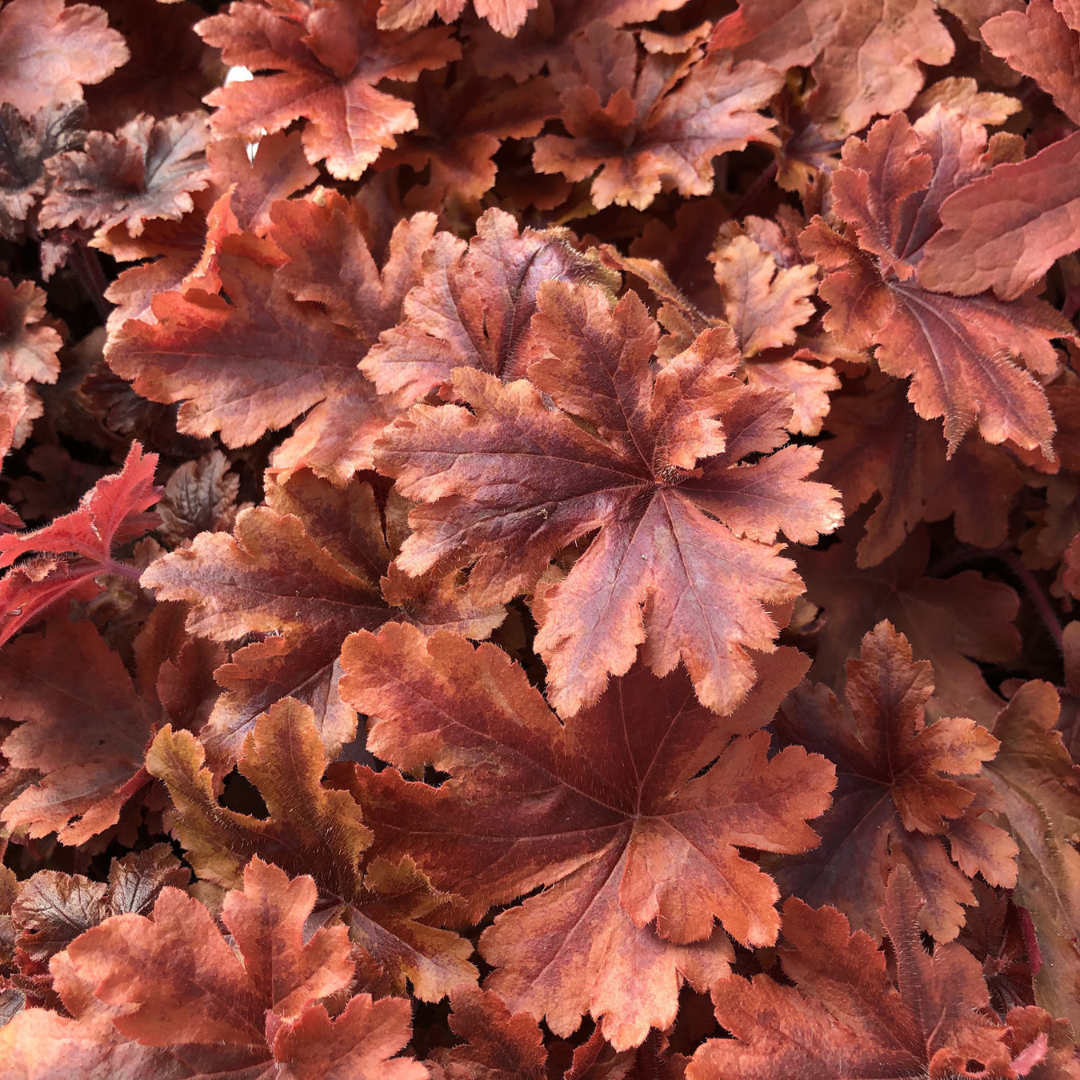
[801,108,1074,454]
[0,857,428,1079]
[340,623,835,1047]
[147,695,479,1000]
[689,870,1039,1080]
[105,200,436,484]
[775,621,1017,941]
[377,281,842,716]
[142,468,501,768]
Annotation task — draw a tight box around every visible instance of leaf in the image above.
[363,207,617,404]
[0,102,86,242]
[146,697,479,1000]
[104,230,408,485]
[377,281,842,716]
[339,623,835,1047]
[11,846,189,968]
[533,25,781,210]
[775,621,1017,942]
[155,449,242,546]
[801,109,1074,455]
[376,0,532,38]
[709,0,954,135]
[982,1,1080,126]
[377,67,559,208]
[39,112,212,237]
[817,378,1025,567]
[708,230,819,358]
[796,523,1020,724]
[0,0,129,117]
[2,857,428,1078]
[0,275,62,388]
[142,469,502,768]
[688,869,1014,1080]
[919,129,1080,303]
[0,441,161,648]
[196,0,460,180]
[981,681,1080,1030]
[0,619,155,844]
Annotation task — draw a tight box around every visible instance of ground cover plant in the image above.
[2,0,1080,1075]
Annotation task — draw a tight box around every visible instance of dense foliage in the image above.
[1,0,1079,1076]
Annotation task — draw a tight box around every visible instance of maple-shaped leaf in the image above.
[363,207,617,405]
[196,0,460,180]
[105,224,409,485]
[39,112,212,238]
[533,25,781,211]
[0,618,157,844]
[0,0,129,117]
[142,469,501,769]
[979,681,1080,1031]
[919,129,1080,303]
[377,67,558,210]
[148,696,479,1000]
[156,449,242,546]
[4,857,427,1079]
[11,846,189,973]
[982,1,1080,127]
[377,281,842,717]
[818,377,1025,567]
[801,108,1074,455]
[795,524,1020,724]
[340,623,835,1048]
[689,869,1017,1080]
[709,0,954,136]
[0,276,62,391]
[0,102,85,242]
[775,620,1017,942]
[0,441,161,647]
[375,0,533,38]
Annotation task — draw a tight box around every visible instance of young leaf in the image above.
[378,282,842,716]
[0,441,161,647]
[339,623,835,1048]
[775,620,1017,942]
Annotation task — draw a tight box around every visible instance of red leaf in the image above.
[377,282,841,716]
[147,697,480,1000]
[776,620,1017,942]
[0,441,161,647]
[39,111,212,237]
[339,623,834,1047]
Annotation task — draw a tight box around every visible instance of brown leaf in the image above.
[147,698,479,1000]
[197,0,460,180]
[340,623,834,1047]
[776,620,1017,941]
